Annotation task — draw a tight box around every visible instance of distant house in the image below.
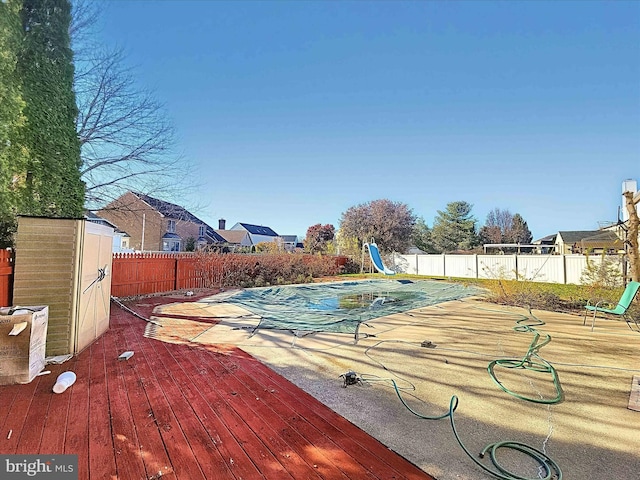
[532,234,557,254]
[555,230,623,255]
[98,191,225,252]
[281,235,303,252]
[230,222,281,246]
[85,211,132,252]
[214,229,252,252]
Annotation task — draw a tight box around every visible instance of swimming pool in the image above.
[209,279,480,334]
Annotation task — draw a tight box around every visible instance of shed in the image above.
[12,217,114,356]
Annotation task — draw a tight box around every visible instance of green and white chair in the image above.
[583,281,640,332]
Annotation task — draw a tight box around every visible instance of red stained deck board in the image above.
[0,376,40,454]
[109,318,177,480]
[203,350,356,479]
[158,341,296,480]
[16,375,53,454]
[182,344,323,479]
[102,322,148,480]
[85,338,119,480]
[133,340,265,480]
[118,319,215,480]
[233,350,432,480]
[0,384,20,436]
[131,338,265,479]
[67,340,105,479]
[188,345,350,479]
[216,352,399,480]
[0,293,436,480]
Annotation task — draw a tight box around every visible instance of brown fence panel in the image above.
[111,253,179,297]
[0,249,14,307]
[176,256,206,290]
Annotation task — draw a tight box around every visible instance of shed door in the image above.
[75,221,113,353]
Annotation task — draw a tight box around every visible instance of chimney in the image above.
[218,218,226,230]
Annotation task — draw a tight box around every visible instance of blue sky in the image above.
[96,0,639,240]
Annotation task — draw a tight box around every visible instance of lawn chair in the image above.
[583,281,640,332]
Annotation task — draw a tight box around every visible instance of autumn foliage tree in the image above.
[339,199,416,253]
[304,224,335,254]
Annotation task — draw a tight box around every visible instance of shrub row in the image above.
[193,252,341,288]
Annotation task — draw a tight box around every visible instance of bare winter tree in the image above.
[71,1,196,211]
[623,190,640,282]
[480,208,513,243]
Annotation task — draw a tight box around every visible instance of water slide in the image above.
[365,242,396,275]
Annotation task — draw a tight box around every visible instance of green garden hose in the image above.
[360,305,564,479]
[362,376,562,480]
[487,308,564,404]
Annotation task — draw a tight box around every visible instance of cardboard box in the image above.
[0,306,48,385]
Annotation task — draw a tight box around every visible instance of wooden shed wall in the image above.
[13,217,80,356]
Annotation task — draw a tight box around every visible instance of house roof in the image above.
[134,192,203,223]
[281,235,298,243]
[132,192,225,243]
[232,222,279,237]
[162,232,181,239]
[215,230,251,244]
[557,230,601,244]
[85,211,129,236]
[204,225,226,243]
[533,234,557,244]
[580,230,623,248]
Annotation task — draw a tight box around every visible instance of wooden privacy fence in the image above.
[0,249,14,307]
[111,252,204,297]
[111,252,348,297]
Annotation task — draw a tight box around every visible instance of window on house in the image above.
[162,239,181,251]
[199,225,205,237]
[167,219,176,233]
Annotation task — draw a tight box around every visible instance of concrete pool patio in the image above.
[153,288,640,480]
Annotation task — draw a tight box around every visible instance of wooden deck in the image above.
[0,292,435,479]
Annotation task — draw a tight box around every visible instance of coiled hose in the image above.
[487,308,564,404]
[360,306,563,479]
[362,377,562,480]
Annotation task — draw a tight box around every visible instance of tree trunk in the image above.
[623,191,640,282]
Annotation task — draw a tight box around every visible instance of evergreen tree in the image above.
[411,217,437,253]
[430,201,478,253]
[508,213,533,244]
[17,0,84,217]
[0,0,27,247]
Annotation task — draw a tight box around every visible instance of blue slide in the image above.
[365,242,396,275]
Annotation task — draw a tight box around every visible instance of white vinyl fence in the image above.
[392,254,623,285]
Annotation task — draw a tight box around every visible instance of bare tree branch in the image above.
[71,0,201,212]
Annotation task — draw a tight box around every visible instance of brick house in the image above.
[98,191,224,252]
